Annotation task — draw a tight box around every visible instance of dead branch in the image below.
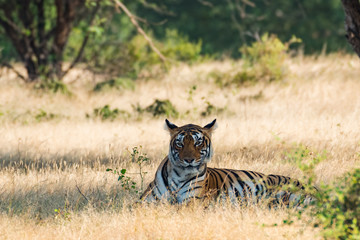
[113,0,167,63]
[75,183,89,202]
[0,62,27,82]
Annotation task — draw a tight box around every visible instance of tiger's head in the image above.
[165,119,217,169]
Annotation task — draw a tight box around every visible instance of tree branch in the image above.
[1,62,27,82]
[75,183,89,202]
[113,0,167,63]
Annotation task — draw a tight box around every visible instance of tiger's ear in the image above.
[203,119,217,134]
[165,119,178,135]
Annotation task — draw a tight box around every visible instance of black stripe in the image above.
[241,170,255,180]
[179,171,205,189]
[161,160,170,188]
[173,168,180,177]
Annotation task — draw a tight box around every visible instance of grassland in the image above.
[0,54,359,239]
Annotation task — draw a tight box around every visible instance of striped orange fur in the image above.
[141,119,315,206]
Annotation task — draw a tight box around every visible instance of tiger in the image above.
[140,119,316,207]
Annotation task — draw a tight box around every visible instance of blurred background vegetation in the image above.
[0,0,349,59]
[0,0,350,85]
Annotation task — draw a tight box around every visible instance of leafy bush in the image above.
[35,109,58,122]
[314,169,360,239]
[239,33,301,83]
[281,143,360,239]
[92,105,130,121]
[34,78,72,95]
[161,29,202,63]
[200,102,226,117]
[93,77,135,92]
[209,34,301,88]
[145,99,179,118]
[84,28,202,85]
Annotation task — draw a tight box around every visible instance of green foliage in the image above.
[34,78,72,95]
[281,143,360,239]
[200,102,226,117]
[35,109,57,122]
[106,168,137,192]
[284,143,326,185]
[93,77,135,92]
[239,33,301,83]
[315,169,360,239]
[135,0,347,56]
[126,29,202,75]
[92,105,130,121]
[161,29,202,62]
[129,146,149,192]
[0,0,349,65]
[209,34,301,88]
[145,99,179,118]
[107,146,150,194]
[187,85,197,102]
[54,207,71,221]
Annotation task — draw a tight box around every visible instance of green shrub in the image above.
[35,109,57,122]
[280,143,360,239]
[128,29,202,69]
[314,169,360,239]
[92,105,130,121]
[145,99,179,118]
[210,34,301,88]
[161,29,202,63]
[200,102,226,117]
[34,78,72,95]
[93,77,135,92]
[239,33,301,83]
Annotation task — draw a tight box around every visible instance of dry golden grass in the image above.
[0,54,359,239]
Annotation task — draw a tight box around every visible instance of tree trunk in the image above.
[341,0,360,57]
[0,0,86,81]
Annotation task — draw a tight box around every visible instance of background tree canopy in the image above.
[0,0,349,63]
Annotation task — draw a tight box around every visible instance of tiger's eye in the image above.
[195,139,203,147]
[176,140,182,148]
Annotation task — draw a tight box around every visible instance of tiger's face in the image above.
[165,119,217,169]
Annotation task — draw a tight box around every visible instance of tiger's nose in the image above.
[183,158,195,163]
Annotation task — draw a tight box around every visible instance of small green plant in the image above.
[106,168,137,192]
[35,109,57,122]
[54,207,71,221]
[130,146,149,192]
[107,146,150,195]
[187,85,197,102]
[200,101,226,117]
[93,77,135,92]
[145,99,179,118]
[92,105,130,121]
[34,77,72,95]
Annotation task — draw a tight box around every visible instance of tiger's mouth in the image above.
[181,159,203,168]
